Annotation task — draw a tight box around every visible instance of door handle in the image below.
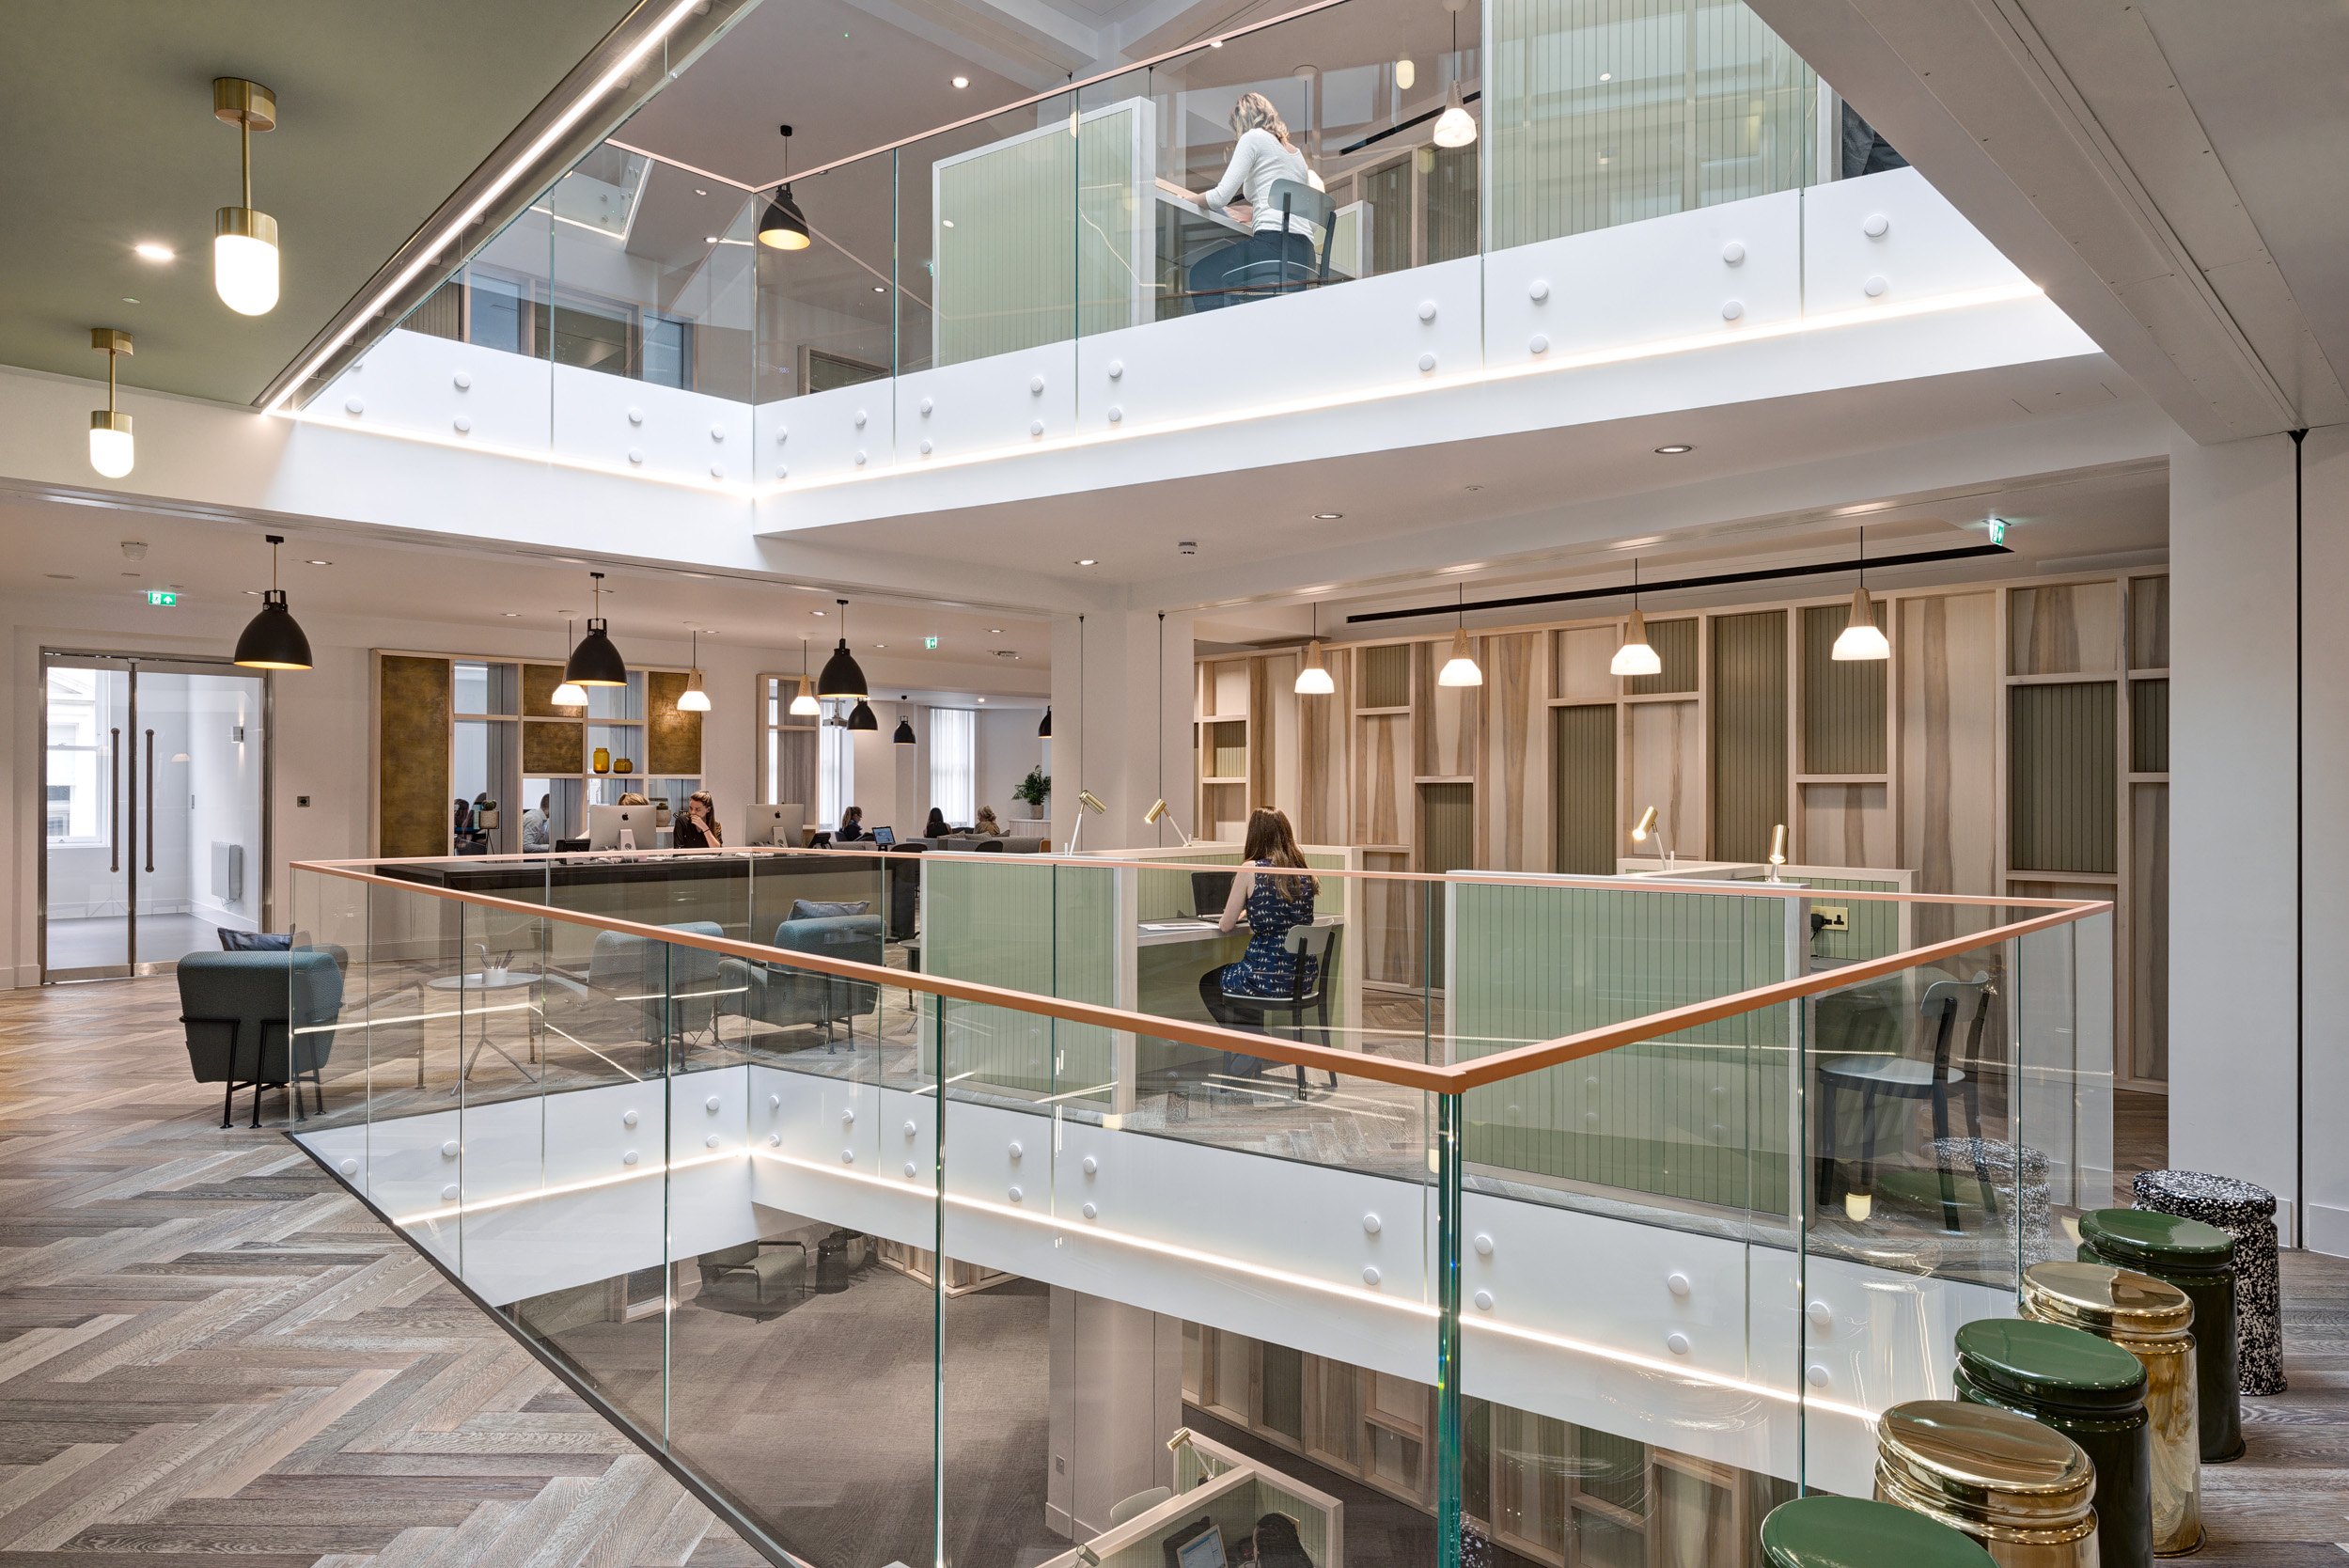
[145,729,156,873]
[109,728,121,873]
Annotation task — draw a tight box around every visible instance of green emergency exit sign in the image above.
[923,636,938,649]
[145,589,178,606]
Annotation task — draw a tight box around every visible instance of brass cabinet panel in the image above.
[523,718,584,776]
[645,671,703,776]
[378,654,451,858]
[523,662,584,718]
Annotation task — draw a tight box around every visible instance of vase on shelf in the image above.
[593,747,610,775]
[615,757,634,775]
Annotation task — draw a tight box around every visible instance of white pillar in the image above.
[1049,607,1197,854]
[2169,425,2349,1249]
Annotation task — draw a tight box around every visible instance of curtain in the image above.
[930,707,976,824]
[820,707,855,830]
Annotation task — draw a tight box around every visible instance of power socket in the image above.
[1812,905,1849,933]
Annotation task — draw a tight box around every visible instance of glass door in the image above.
[41,653,270,980]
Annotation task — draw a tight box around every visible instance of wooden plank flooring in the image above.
[4,978,2345,1564]
[0,978,764,1568]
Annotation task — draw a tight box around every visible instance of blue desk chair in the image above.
[1219,180,1338,304]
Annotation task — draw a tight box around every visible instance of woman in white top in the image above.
[1188,92,1325,312]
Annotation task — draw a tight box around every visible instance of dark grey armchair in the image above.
[583,919,728,1045]
[697,1239,808,1305]
[723,913,885,1049]
[177,949,344,1127]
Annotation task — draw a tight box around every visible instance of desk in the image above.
[1135,912,1342,949]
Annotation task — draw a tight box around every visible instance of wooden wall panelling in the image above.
[2128,575,2170,669]
[644,671,703,776]
[1355,713,1413,849]
[1417,640,1481,781]
[1556,625,1619,701]
[1359,848,1421,989]
[1552,705,1617,874]
[378,654,452,857]
[1248,657,1276,813]
[1799,603,1888,775]
[1361,644,1412,709]
[1267,652,1303,825]
[2129,782,2169,1083]
[1479,633,1543,871]
[1708,610,1787,862]
[2129,680,2169,773]
[1625,701,1701,860]
[2010,581,2122,675]
[1626,618,1699,697]
[1296,650,1350,844]
[2009,682,2118,874]
[1898,592,2001,946]
[1799,783,1892,868]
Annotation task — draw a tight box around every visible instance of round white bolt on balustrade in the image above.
[1586,1075,1599,1090]
[1417,353,1436,372]
[1721,300,1744,321]
[1710,1123,1726,1140]
[441,1140,459,1158]
[768,1133,781,1146]
[775,465,788,479]
[442,1184,459,1201]
[853,409,868,428]
[1082,1201,1098,1219]
[338,1158,359,1176]
[1528,334,1548,354]
[1809,1300,1835,1332]
[904,1162,917,1178]
[1666,1332,1691,1356]
[841,1106,855,1124]
[627,407,644,425]
[1667,1271,1692,1298]
[1474,1290,1495,1310]
[1029,420,1044,437]
[1362,1266,1382,1286]
[1528,279,1550,302]
[453,416,472,434]
[1474,1233,1495,1257]
[623,1150,639,1166]
[627,448,643,465]
[1722,241,1746,264]
[1584,1111,1600,1125]
[1863,212,1889,238]
[775,427,788,444]
[1009,1140,1024,1160]
[1807,1364,1832,1388]
[853,450,868,465]
[1864,275,1887,298]
[702,1095,719,1113]
[351,361,364,371]
[919,397,933,416]
[710,463,727,481]
[1009,1184,1024,1202]
[1081,1155,1098,1175]
[1362,1212,1382,1234]
[1107,359,1124,379]
[841,1148,855,1164]
[1417,300,1437,321]
[705,1133,721,1149]
[453,370,473,390]
[623,1109,639,1127]
[919,439,933,456]
[1106,406,1122,423]
[903,1120,918,1137]
[344,397,364,416]
[1029,374,1046,394]
[710,423,726,442]
[769,1094,780,1110]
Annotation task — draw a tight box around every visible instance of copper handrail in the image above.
[292,858,2108,1095]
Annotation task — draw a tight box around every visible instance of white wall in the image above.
[2169,424,2349,1250]
[975,706,1042,825]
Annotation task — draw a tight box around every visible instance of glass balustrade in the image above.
[285,846,2108,1568]
[321,0,2035,481]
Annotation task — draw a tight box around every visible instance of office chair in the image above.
[1218,924,1343,1101]
[1220,180,1338,304]
[1818,969,1996,1231]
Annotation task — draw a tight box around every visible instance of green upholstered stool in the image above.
[1759,1495,1997,1568]
[2081,1206,2243,1461]
[1956,1316,2153,1568]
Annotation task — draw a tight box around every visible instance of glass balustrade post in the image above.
[930,987,947,1568]
[1436,1087,1464,1568]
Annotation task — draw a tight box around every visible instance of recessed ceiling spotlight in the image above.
[134,243,174,261]
[121,297,138,306]
[977,696,986,702]
[1464,483,1483,491]
[502,611,520,617]
[812,608,826,616]
[873,643,886,649]
[872,285,886,292]
[1210,38,1223,47]
[1653,443,1694,454]
[705,235,720,244]
[952,75,969,87]
[695,188,708,196]
[990,628,1003,634]
[1313,511,1341,520]
[305,558,331,566]
[1075,558,1097,566]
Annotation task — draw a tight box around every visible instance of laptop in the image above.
[1166,1519,1224,1568]
[1190,869,1236,917]
[870,825,897,847]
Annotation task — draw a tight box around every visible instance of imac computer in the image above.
[869,825,896,847]
[587,803,662,851]
[1167,1520,1225,1568]
[745,803,805,846]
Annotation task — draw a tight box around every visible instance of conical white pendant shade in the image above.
[1611,605,1662,677]
[1294,640,1335,695]
[1436,625,1481,686]
[1832,585,1890,661]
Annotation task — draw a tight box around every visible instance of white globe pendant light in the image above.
[87,329,133,478]
[211,79,280,316]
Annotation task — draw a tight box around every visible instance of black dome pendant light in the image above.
[817,598,869,698]
[758,125,811,251]
[232,533,313,669]
[564,572,628,687]
[1038,707,1052,738]
[847,699,880,731]
[891,697,916,745]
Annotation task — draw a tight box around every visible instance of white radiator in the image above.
[211,841,244,906]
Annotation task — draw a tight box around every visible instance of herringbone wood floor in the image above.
[0,977,766,1568]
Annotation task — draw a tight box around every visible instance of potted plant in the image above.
[1013,767,1050,815]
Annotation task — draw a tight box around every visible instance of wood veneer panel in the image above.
[2010,682,2116,874]
[1354,713,1411,847]
[1708,610,1785,861]
[1480,633,1543,870]
[1800,602,1887,774]
[1627,701,1700,859]
[378,654,450,858]
[1899,592,2000,937]
[1417,640,1480,779]
[2011,582,2120,675]
[645,671,702,776]
[2130,575,2169,668]
[1295,648,1349,844]
[1800,782,1891,869]
[1248,657,1275,812]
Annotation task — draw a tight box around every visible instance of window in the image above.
[820,705,855,830]
[45,668,109,845]
[930,707,975,824]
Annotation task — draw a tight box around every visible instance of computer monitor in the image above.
[587,802,661,851]
[745,803,804,846]
[1167,1520,1225,1568]
[870,825,896,847]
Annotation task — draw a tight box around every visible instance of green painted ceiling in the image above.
[0,1,639,407]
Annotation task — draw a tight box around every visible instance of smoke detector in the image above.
[121,541,149,559]
[1178,540,1198,555]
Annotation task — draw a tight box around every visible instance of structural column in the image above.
[1047,605,1198,854]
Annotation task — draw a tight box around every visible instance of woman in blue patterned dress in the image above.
[1198,808,1320,1076]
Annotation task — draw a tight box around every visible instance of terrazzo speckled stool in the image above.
[2135,1169,2283,1395]
[1930,1137,2051,1262]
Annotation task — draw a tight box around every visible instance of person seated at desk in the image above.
[1186,92,1325,312]
[975,806,1008,837]
[521,793,553,852]
[618,792,650,808]
[674,791,723,849]
[924,807,952,839]
[1198,808,1320,1076]
[1240,1513,1312,1568]
[835,805,871,842]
